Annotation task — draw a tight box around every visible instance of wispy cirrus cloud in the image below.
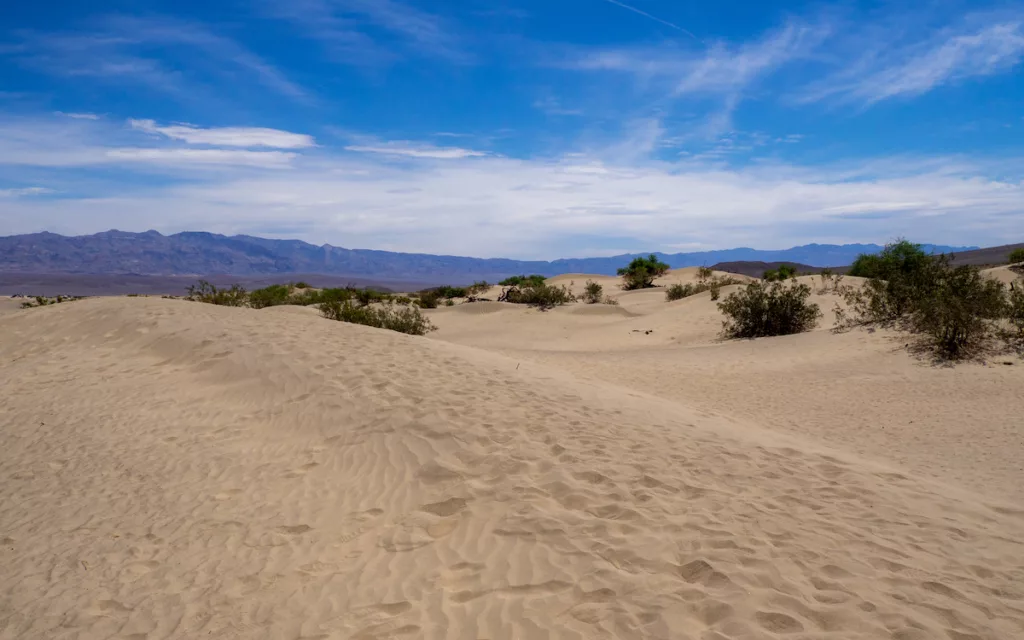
[561,20,829,136]
[104,148,296,168]
[6,15,307,103]
[0,187,53,198]
[264,0,467,66]
[345,139,488,159]
[129,119,316,149]
[799,18,1024,105]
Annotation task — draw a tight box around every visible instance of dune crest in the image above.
[2,297,1023,639]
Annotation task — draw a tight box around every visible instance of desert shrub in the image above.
[848,239,930,279]
[500,283,575,310]
[20,294,86,308]
[320,299,436,335]
[666,275,742,302]
[618,254,670,290]
[354,288,391,306]
[839,252,1014,359]
[906,265,1007,358]
[665,283,691,301]
[709,280,723,301]
[186,280,248,306]
[718,281,821,339]
[1007,248,1024,264]
[499,274,546,288]
[582,280,604,304]
[466,281,491,298]
[696,265,714,282]
[416,290,441,309]
[763,264,797,282]
[292,281,311,289]
[249,283,294,309]
[435,285,467,299]
[1006,285,1024,343]
[394,296,413,305]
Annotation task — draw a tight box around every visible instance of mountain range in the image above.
[0,230,977,283]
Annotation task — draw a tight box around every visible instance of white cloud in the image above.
[55,112,100,120]
[129,119,316,148]
[105,148,296,168]
[345,141,488,159]
[2,140,1021,258]
[0,187,52,197]
[800,20,1024,105]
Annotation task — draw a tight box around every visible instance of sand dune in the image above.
[2,293,1024,639]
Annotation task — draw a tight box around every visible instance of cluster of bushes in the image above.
[1007,248,1024,265]
[763,264,798,282]
[499,274,546,288]
[665,270,743,302]
[499,282,576,310]
[618,254,670,290]
[718,281,822,338]
[836,240,1023,359]
[412,281,491,309]
[185,281,249,307]
[319,298,436,335]
[19,294,86,309]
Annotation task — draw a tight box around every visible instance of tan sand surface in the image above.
[2,294,1024,639]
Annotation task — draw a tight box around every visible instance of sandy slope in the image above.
[431,271,1024,501]
[2,294,1024,639]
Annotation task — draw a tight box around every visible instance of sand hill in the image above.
[1,272,1023,639]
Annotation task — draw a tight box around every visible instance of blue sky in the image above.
[0,0,1022,258]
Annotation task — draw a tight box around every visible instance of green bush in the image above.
[665,283,690,301]
[1007,285,1024,343]
[20,294,86,309]
[434,285,467,299]
[696,266,714,282]
[249,283,294,309]
[763,264,797,282]
[709,280,723,301]
[466,281,491,298]
[582,280,604,304]
[500,283,576,310]
[320,300,436,335]
[292,281,311,289]
[618,254,670,290]
[839,252,1015,359]
[1007,248,1024,264]
[848,239,930,279]
[718,281,821,339]
[908,265,1007,358]
[185,280,248,306]
[498,274,547,288]
[416,290,441,309]
[666,275,742,302]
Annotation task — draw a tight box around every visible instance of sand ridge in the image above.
[1,295,1023,639]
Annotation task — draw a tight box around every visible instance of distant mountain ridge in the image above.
[0,230,977,281]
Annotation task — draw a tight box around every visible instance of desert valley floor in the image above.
[1,268,1023,639]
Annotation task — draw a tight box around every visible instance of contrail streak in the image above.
[601,0,700,41]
